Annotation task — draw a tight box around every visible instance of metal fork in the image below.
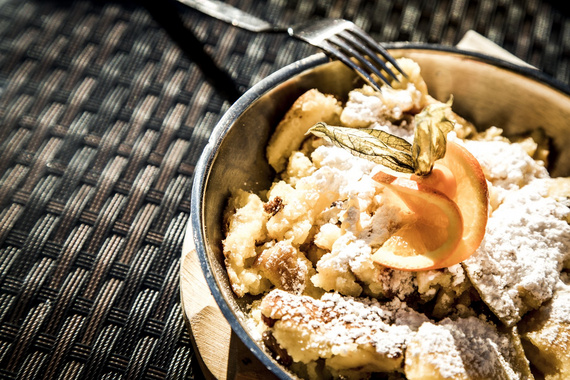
[176,0,406,90]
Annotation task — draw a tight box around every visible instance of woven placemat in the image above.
[0,0,567,379]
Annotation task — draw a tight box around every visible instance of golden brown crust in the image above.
[266,89,342,173]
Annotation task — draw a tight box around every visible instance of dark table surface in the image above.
[0,0,568,379]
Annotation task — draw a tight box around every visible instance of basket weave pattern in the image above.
[0,0,567,378]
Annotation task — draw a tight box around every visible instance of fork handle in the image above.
[176,0,285,33]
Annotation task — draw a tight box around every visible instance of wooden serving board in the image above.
[178,32,526,380]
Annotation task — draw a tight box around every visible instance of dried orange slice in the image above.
[372,140,488,271]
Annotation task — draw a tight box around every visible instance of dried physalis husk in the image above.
[307,98,455,175]
[307,122,414,173]
[412,98,455,176]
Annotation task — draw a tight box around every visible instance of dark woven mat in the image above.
[0,0,567,379]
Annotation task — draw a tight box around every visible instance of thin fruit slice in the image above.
[425,141,488,267]
[372,140,489,270]
[372,171,464,271]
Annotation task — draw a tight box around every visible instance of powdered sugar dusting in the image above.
[550,285,570,326]
[461,138,548,209]
[406,317,525,379]
[463,179,570,326]
[261,289,428,364]
[463,139,548,192]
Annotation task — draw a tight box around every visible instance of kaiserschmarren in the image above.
[221,58,570,379]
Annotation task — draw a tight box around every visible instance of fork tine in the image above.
[320,41,385,91]
[325,36,392,88]
[345,26,408,79]
[335,31,400,82]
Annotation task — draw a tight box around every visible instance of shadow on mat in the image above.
[141,0,243,103]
